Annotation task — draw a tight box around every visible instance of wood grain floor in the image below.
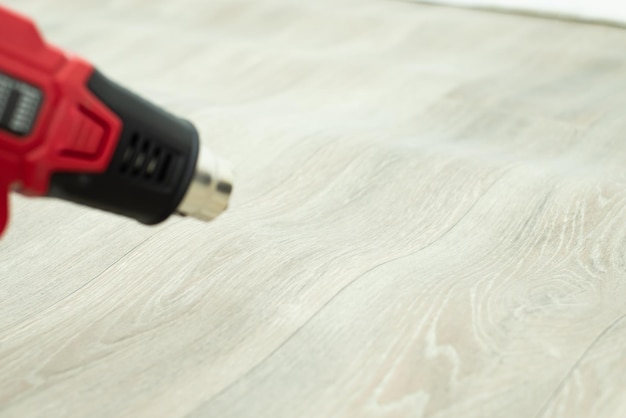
[2,0,626,417]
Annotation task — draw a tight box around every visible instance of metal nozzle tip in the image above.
[176,146,233,222]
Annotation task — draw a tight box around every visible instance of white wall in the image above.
[428,0,626,24]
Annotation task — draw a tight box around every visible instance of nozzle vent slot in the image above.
[118,132,173,185]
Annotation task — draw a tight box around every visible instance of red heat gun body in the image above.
[0,6,232,236]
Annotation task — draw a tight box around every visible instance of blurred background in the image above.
[418,0,626,24]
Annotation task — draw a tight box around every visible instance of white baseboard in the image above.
[413,0,626,25]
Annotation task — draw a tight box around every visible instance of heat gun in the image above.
[0,6,233,236]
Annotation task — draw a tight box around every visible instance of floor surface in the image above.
[2,0,626,417]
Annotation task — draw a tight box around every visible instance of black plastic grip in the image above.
[48,70,199,225]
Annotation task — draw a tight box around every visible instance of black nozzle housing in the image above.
[48,70,198,225]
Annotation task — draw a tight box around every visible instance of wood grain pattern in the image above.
[2,0,626,417]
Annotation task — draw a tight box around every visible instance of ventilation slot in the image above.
[118,133,173,184]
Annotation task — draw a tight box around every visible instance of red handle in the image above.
[0,183,8,235]
[0,6,122,236]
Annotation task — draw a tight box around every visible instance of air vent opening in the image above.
[157,154,172,184]
[118,132,173,185]
[119,133,139,174]
[145,147,161,179]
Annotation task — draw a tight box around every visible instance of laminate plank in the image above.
[1,1,626,417]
